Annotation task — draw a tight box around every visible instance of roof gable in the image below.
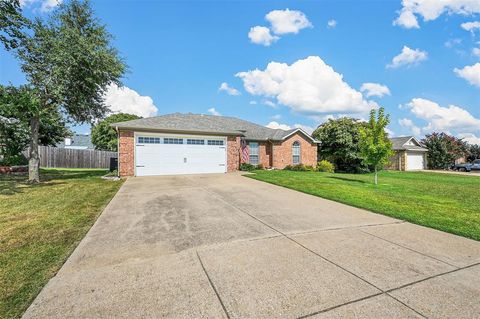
[389,136,426,151]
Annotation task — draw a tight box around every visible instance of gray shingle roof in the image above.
[111,113,314,142]
[389,136,427,151]
[56,134,94,149]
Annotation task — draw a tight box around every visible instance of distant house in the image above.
[56,134,94,150]
[387,136,428,171]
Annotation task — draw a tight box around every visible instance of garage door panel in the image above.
[135,137,226,176]
[407,153,424,170]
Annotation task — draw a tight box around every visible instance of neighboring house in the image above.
[387,136,428,171]
[112,113,319,177]
[56,134,94,150]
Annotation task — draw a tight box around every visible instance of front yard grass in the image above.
[248,170,480,241]
[0,169,123,319]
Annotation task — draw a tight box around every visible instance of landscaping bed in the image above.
[248,170,480,241]
[0,169,123,319]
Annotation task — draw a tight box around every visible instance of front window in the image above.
[249,142,259,165]
[292,141,300,164]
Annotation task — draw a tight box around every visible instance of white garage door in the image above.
[135,134,226,176]
[407,153,424,170]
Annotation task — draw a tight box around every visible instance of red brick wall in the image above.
[258,142,272,167]
[272,133,317,169]
[227,136,241,172]
[118,130,135,177]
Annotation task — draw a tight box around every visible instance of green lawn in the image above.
[248,170,480,241]
[0,169,123,319]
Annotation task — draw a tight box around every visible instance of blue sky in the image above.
[1,0,480,143]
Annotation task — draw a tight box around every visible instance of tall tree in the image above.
[0,0,29,50]
[0,0,125,182]
[467,144,480,162]
[91,113,140,151]
[0,85,70,164]
[312,118,367,173]
[358,108,393,185]
[422,132,468,169]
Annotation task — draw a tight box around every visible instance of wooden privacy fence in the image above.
[36,146,117,169]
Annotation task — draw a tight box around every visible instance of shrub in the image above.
[0,154,28,166]
[316,160,334,173]
[240,163,256,171]
[284,164,316,172]
[257,163,264,170]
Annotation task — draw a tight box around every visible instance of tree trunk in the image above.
[28,116,40,183]
[374,166,378,185]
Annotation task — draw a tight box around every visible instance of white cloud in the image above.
[387,46,428,68]
[236,56,375,115]
[249,100,258,105]
[360,83,391,98]
[461,21,480,32]
[248,26,279,46]
[207,108,221,116]
[458,133,480,145]
[473,48,480,57]
[444,38,462,48]
[20,0,61,12]
[405,98,480,133]
[218,82,241,96]
[327,19,337,28]
[399,118,421,136]
[454,63,480,87]
[263,100,277,108]
[385,127,395,137]
[265,122,315,134]
[270,114,282,120]
[266,121,291,130]
[394,1,480,28]
[103,84,158,118]
[393,9,420,29]
[265,9,312,35]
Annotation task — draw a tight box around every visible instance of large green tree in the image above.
[312,117,367,173]
[0,85,70,165]
[422,132,468,169]
[467,144,480,162]
[358,108,393,185]
[92,113,140,151]
[0,0,125,182]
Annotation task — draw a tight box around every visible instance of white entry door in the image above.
[135,135,226,176]
[407,152,424,170]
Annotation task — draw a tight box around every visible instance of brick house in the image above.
[112,113,319,177]
[387,136,428,171]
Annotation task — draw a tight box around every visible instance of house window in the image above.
[164,138,183,144]
[292,141,300,164]
[207,140,224,146]
[187,139,205,145]
[249,142,259,165]
[138,136,160,144]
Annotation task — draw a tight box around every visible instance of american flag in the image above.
[240,138,249,163]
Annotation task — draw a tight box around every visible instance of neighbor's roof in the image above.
[112,113,318,142]
[56,134,94,149]
[389,136,427,151]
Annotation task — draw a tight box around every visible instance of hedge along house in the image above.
[387,136,428,171]
[112,113,319,177]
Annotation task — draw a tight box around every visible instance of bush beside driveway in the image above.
[0,169,123,319]
[248,170,480,241]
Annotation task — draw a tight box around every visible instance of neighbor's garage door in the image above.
[135,134,226,176]
[406,152,424,170]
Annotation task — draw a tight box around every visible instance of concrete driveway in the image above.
[24,173,480,318]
